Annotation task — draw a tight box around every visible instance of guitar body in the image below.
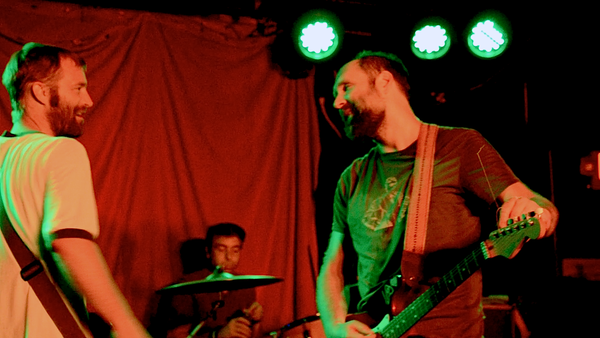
[351,215,541,338]
[388,281,428,317]
[349,283,432,338]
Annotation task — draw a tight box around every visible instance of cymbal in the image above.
[158,272,283,295]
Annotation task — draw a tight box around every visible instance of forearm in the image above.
[316,232,348,335]
[51,237,149,336]
[316,264,348,329]
[251,323,261,338]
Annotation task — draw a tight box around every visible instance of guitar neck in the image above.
[380,243,488,338]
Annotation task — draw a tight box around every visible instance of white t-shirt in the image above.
[0,132,99,338]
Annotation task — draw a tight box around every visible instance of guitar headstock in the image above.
[484,211,541,259]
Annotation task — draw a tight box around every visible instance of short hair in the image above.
[354,50,410,97]
[206,223,246,250]
[2,42,86,111]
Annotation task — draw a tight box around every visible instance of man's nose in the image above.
[333,94,346,110]
[83,89,94,108]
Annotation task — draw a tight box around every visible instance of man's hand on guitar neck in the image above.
[325,320,376,338]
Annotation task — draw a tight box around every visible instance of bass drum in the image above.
[277,315,325,338]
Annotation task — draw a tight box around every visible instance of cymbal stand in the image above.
[186,300,224,338]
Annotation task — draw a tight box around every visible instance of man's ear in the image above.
[375,71,394,94]
[30,82,50,106]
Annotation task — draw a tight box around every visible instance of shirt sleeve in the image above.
[41,138,99,243]
[459,130,519,204]
[331,170,351,234]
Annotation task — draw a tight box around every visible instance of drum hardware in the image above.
[158,266,283,337]
[186,300,224,338]
[276,314,325,338]
[158,266,283,295]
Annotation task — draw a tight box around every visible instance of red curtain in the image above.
[0,1,320,334]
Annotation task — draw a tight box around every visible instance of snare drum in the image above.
[278,314,326,338]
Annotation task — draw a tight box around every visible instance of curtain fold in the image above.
[0,1,320,333]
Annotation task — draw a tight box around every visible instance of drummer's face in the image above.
[208,235,242,273]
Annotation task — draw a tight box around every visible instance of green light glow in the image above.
[413,25,447,53]
[294,9,343,62]
[411,25,450,60]
[410,17,452,60]
[466,11,511,59]
[298,21,339,60]
[301,22,335,53]
[471,20,505,52]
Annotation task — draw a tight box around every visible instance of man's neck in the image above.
[11,115,51,136]
[376,109,422,153]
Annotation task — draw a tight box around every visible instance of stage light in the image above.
[467,11,511,59]
[294,9,343,61]
[581,151,600,190]
[411,17,452,60]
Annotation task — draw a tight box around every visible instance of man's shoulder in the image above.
[20,133,85,149]
[2,133,88,162]
[436,126,485,148]
[37,135,89,159]
[437,125,481,138]
[341,146,378,176]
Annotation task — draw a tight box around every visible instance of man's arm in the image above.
[51,237,151,338]
[316,231,374,338]
[497,182,559,238]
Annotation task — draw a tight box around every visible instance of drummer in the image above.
[150,223,264,338]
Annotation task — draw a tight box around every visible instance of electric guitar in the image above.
[356,212,541,338]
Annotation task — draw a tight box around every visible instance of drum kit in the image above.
[158,268,323,338]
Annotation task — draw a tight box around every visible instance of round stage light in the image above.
[467,11,511,59]
[411,17,452,60]
[294,9,343,61]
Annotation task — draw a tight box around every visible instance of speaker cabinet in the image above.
[483,296,530,338]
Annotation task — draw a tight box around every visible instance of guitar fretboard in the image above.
[380,244,487,338]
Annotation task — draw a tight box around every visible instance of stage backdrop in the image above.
[0,1,321,333]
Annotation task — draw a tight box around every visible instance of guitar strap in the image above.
[401,122,438,288]
[0,195,90,337]
[356,123,439,317]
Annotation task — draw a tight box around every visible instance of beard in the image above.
[48,92,87,138]
[342,101,384,141]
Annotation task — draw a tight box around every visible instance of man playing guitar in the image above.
[316,51,558,338]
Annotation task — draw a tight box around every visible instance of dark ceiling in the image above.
[42,1,545,37]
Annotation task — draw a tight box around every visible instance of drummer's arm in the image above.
[243,301,263,338]
[251,322,261,338]
[317,232,374,338]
